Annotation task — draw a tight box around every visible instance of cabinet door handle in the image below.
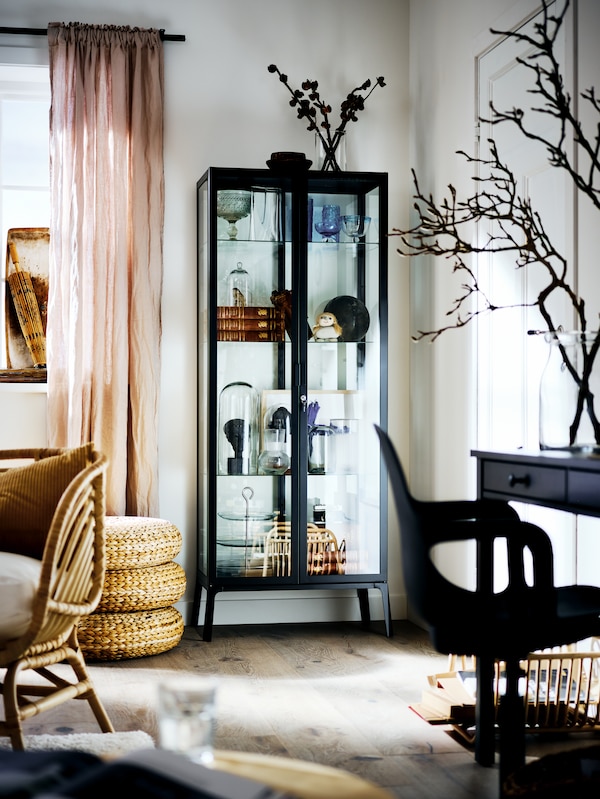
[508,473,531,488]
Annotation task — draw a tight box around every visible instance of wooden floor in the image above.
[12,621,600,798]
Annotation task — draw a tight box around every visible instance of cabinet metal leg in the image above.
[357,585,392,636]
[192,576,203,627]
[202,588,217,642]
[357,588,370,627]
[193,578,217,642]
[377,583,393,637]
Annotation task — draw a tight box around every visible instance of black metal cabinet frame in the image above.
[194,168,390,641]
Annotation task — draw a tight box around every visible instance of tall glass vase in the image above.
[539,330,600,452]
[314,130,346,171]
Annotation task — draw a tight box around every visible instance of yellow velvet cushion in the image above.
[0,444,94,559]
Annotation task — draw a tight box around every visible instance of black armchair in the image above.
[375,426,600,793]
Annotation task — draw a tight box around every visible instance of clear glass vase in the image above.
[308,424,334,474]
[314,130,346,171]
[539,330,600,452]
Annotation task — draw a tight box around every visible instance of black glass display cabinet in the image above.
[194,167,390,642]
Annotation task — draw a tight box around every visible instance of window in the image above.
[0,57,50,368]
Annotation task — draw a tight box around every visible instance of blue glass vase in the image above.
[314,205,341,243]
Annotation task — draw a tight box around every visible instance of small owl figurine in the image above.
[312,312,342,341]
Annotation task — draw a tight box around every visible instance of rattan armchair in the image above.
[0,446,115,749]
[260,522,346,577]
[262,522,292,577]
[307,526,345,575]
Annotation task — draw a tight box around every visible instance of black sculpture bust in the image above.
[224,418,249,474]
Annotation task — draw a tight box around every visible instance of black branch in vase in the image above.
[267,64,385,171]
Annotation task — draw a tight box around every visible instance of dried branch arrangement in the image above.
[268,64,385,171]
[390,0,600,448]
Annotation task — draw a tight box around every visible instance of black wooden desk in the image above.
[472,448,600,517]
[471,448,600,768]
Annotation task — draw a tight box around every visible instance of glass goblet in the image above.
[314,204,341,243]
[216,190,251,240]
[341,214,371,243]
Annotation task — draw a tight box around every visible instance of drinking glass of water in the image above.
[157,676,217,766]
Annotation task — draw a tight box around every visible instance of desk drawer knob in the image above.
[508,473,531,488]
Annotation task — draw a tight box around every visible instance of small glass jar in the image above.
[258,429,290,475]
[218,382,259,475]
[308,424,334,474]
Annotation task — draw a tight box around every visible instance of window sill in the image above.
[0,368,47,385]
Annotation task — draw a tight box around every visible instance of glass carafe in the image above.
[258,429,291,475]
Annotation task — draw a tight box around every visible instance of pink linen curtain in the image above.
[47,23,164,516]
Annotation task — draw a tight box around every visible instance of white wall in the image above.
[407,0,546,502]
[407,0,600,618]
[0,0,410,625]
[409,0,600,494]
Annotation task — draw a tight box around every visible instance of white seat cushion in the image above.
[0,552,42,639]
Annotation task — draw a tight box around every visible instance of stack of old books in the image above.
[217,306,285,342]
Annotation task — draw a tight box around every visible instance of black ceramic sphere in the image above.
[323,295,370,342]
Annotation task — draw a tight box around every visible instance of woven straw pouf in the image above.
[79,516,186,661]
[78,607,184,661]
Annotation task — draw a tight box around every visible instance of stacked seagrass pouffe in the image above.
[78,517,186,661]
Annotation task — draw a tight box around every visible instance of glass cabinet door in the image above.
[211,180,293,581]
[305,182,383,579]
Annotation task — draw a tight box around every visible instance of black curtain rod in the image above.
[0,26,185,42]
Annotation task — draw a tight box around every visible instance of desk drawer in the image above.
[482,460,567,502]
[568,469,600,511]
